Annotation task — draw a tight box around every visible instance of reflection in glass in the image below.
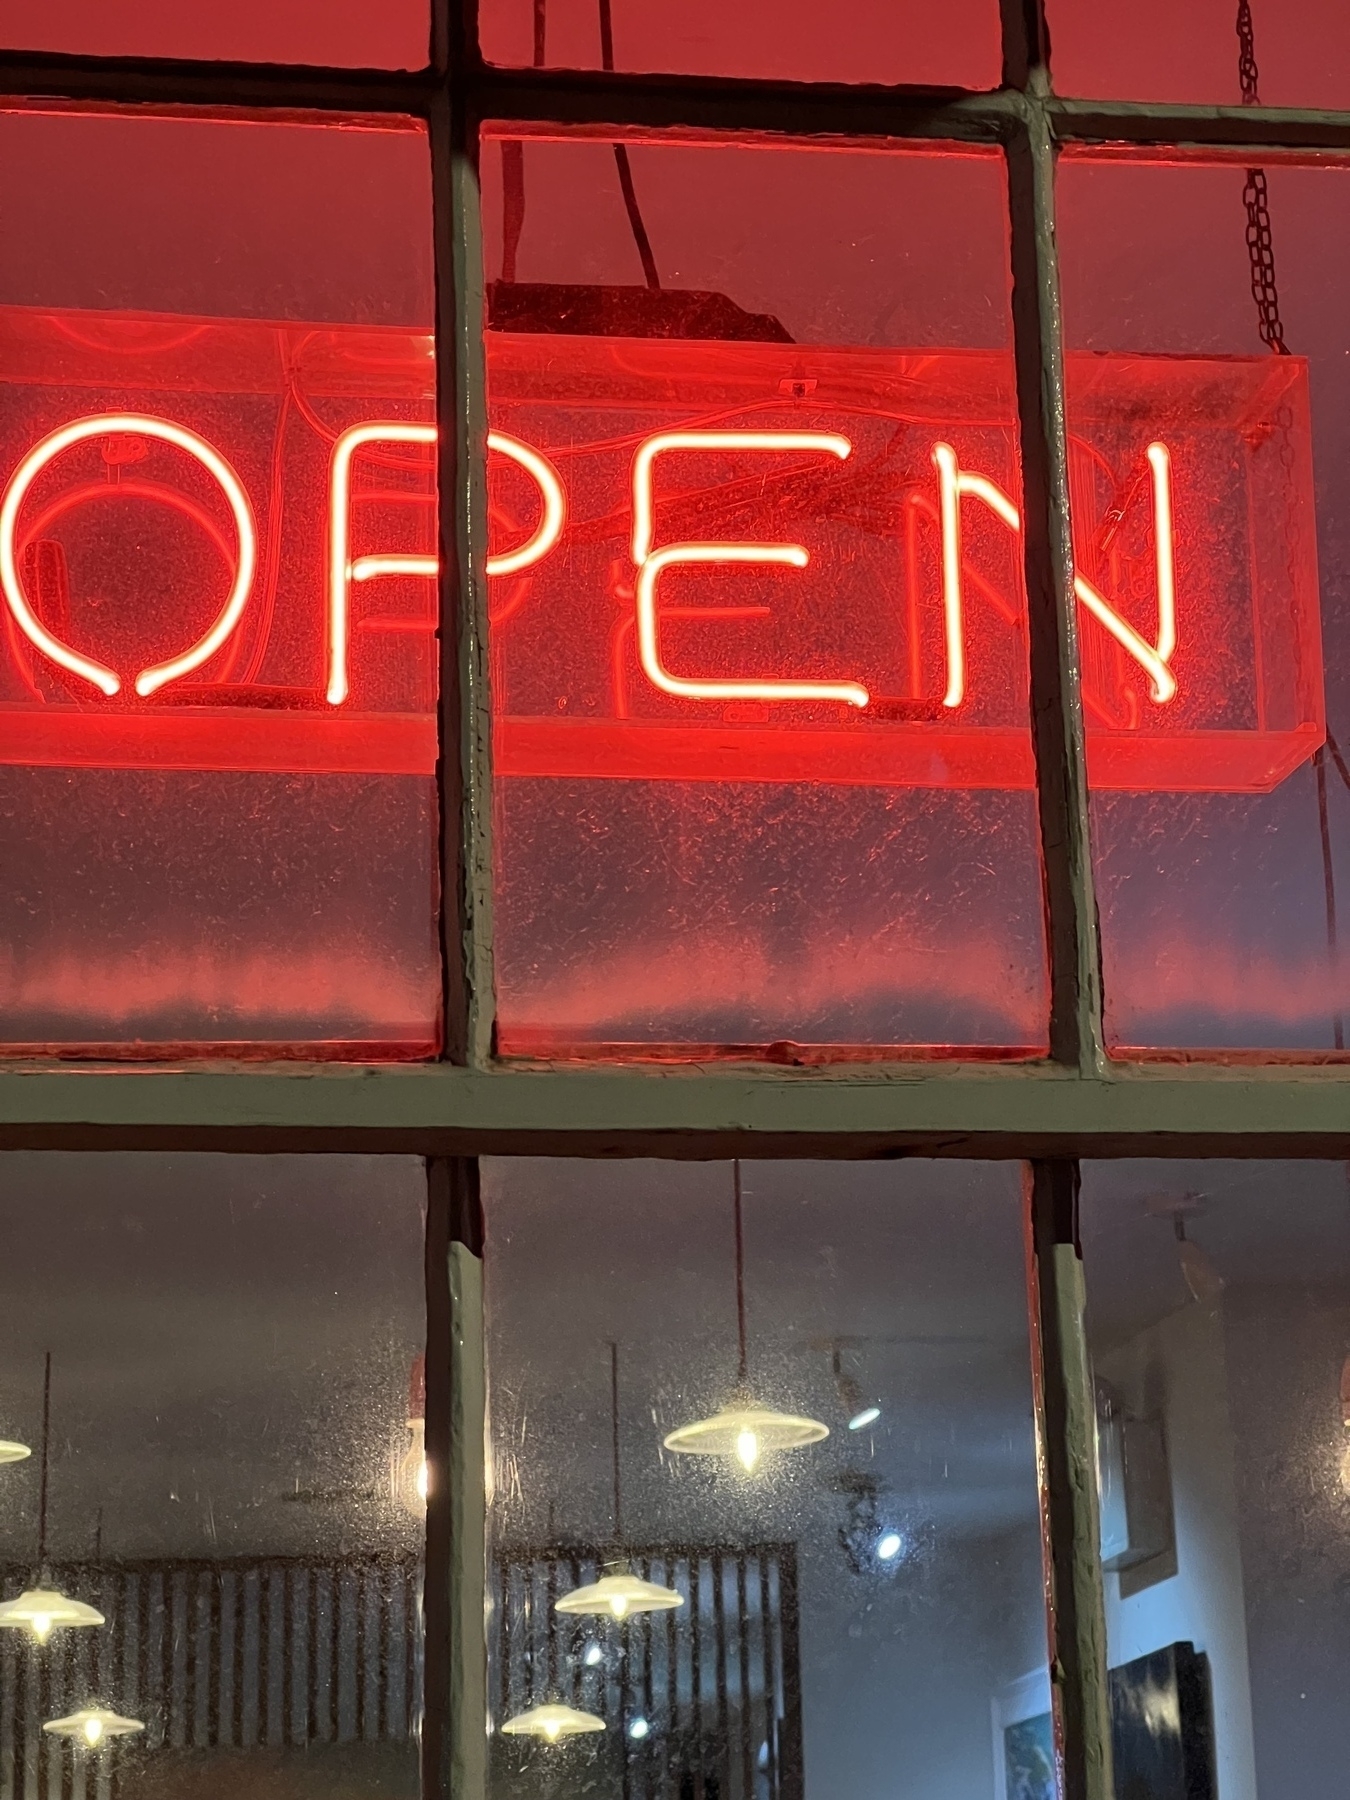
[0,1154,425,1800]
[1082,1160,1350,1796]
[484,1158,1051,1800]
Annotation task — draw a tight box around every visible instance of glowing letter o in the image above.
[0,413,257,699]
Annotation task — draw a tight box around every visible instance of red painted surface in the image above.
[0,307,1323,793]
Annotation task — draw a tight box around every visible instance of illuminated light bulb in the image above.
[583,1642,604,1667]
[393,1353,428,1517]
[0,412,258,700]
[43,1708,144,1747]
[500,1704,605,1742]
[555,1572,683,1619]
[0,1588,104,1641]
[663,1404,828,1467]
[629,1718,650,1741]
[0,1441,31,1464]
[847,1406,881,1432]
[876,1532,903,1562]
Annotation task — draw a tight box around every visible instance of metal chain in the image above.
[1237,0,1290,355]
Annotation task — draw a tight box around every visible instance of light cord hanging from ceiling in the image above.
[0,1353,104,1642]
[663,1162,828,1469]
[554,1340,682,1618]
[499,0,660,291]
[596,0,661,290]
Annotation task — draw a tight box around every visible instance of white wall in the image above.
[1098,1297,1259,1800]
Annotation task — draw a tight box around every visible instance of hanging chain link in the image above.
[1237,0,1290,355]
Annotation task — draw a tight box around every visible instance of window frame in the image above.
[2,4,1349,1798]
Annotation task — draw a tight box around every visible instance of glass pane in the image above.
[484,1158,1052,1800]
[0,0,427,70]
[478,0,1000,90]
[483,135,1049,1059]
[1082,1159,1350,1797]
[1048,0,1350,110]
[0,1154,426,1799]
[1057,154,1350,1056]
[0,110,439,1054]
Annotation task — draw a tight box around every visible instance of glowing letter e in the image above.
[630,432,869,709]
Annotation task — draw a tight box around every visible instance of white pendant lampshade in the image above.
[556,1570,684,1619]
[501,1703,606,1742]
[663,1167,828,1473]
[0,1441,30,1465]
[663,1404,828,1471]
[0,1588,104,1643]
[44,1708,144,1747]
[555,1345,683,1617]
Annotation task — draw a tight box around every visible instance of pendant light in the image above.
[556,1343,682,1619]
[0,1441,30,1465]
[43,1708,144,1747]
[664,1164,828,1472]
[393,1354,428,1517]
[0,1355,104,1644]
[500,1703,606,1742]
[1147,1193,1224,1305]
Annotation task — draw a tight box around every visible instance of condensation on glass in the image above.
[0,1154,426,1800]
[478,0,1000,90]
[1081,1159,1350,1797]
[1047,0,1350,110]
[481,134,1051,1058]
[0,0,427,70]
[482,1158,1052,1800]
[1058,154,1350,1056]
[0,109,439,1054]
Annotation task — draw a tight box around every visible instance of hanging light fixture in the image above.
[500,1703,606,1742]
[393,1354,428,1517]
[43,1707,144,1747]
[828,1341,882,1434]
[0,1589,104,1643]
[556,1343,682,1618]
[0,1441,30,1464]
[1147,1193,1224,1304]
[664,1164,828,1472]
[0,1355,103,1643]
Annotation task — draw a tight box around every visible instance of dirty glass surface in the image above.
[478,0,1000,90]
[483,1158,1053,1800]
[1058,155,1350,1055]
[0,110,439,1054]
[482,135,1050,1059]
[0,1154,427,1800]
[1047,0,1350,111]
[1082,1160,1350,1798]
[0,0,427,69]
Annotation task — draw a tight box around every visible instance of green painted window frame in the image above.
[3,5,1350,1796]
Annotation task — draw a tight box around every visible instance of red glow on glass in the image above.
[0,309,1323,796]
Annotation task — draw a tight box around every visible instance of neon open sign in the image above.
[0,308,1322,791]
